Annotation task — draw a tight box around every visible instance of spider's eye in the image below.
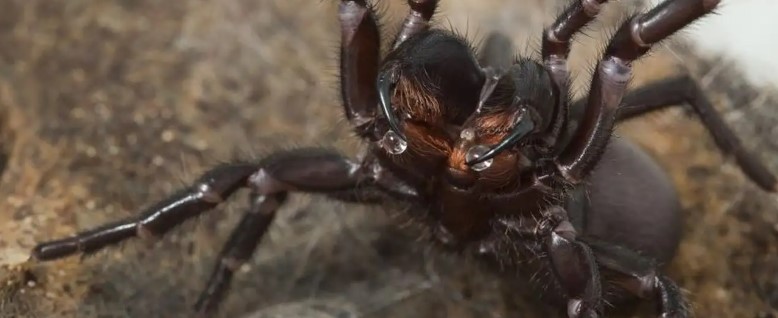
[465,144,493,171]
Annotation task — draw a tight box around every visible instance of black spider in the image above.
[31,0,775,317]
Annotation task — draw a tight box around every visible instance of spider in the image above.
[30,0,775,317]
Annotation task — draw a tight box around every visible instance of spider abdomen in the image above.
[580,138,682,264]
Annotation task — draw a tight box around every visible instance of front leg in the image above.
[544,207,603,318]
[566,74,777,192]
[542,0,609,146]
[393,0,439,48]
[339,0,381,136]
[32,148,416,315]
[195,149,419,314]
[556,0,720,183]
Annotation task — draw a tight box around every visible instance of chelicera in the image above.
[30,0,775,317]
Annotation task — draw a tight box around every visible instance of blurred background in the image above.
[1,0,777,317]
[670,0,778,88]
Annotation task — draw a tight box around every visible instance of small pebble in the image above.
[85,146,97,157]
[161,130,175,142]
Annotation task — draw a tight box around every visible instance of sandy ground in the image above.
[0,0,777,317]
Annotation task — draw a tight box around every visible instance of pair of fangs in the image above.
[378,66,535,172]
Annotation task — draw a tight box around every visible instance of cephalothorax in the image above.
[31,0,775,317]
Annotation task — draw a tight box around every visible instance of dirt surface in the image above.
[1,1,777,317]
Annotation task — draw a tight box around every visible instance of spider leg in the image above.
[193,149,418,314]
[31,148,415,315]
[31,163,260,260]
[556,0,720,183]
[653,275,688,317]
[393,0,439,48]
[543,0,607,89]
[195,191,286,315]
[584,239,690,317]
[615,75,776,191]
[544,207,603,318]
[542,209,689,317]
[339,0,381,136]
[542,0,609,145]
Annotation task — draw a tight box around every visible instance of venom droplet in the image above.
[460,128,475,141]
[465,144,493,171]
[381,130,407,155]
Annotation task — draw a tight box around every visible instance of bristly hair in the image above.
[392,75,444,125]
[438,17,481,58]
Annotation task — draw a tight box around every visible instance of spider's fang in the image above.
[466,114,535,166]
[377,72,406,141]
[476,66,505,113]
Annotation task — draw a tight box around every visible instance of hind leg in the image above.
[615,75,776,192]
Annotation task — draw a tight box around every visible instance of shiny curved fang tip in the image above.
[466,116,535,166]
[377,72,406,141]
